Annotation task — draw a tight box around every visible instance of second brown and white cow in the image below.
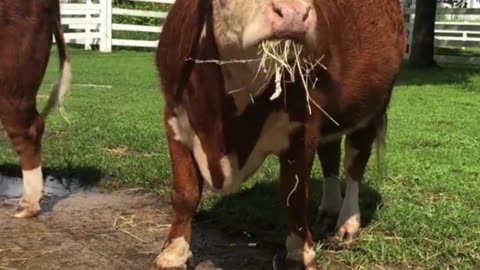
[0,0,71,218]
[155,0,406,269]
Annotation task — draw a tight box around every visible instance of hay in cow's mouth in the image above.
[256,40,337,125]
[185,40,338,125]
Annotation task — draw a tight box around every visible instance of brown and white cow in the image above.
[155,0,406,268]
[0,0,71,218]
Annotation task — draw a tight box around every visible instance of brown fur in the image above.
[0,0,70,216]
[155,0,406,268]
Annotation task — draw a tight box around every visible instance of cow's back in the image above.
[0,0,53,102]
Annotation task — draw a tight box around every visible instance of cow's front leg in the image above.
[335,122,379,242]
[280,131,318,270]
[154,133,203,270]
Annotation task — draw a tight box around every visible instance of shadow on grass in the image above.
[435,47,480,58]
[0,163,102,213]
[396,62,480,89]
[192,178,382,269]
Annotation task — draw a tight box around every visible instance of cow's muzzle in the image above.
[267,0,316,41]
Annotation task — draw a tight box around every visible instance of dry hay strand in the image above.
[185,40,338,125]
[104,146,130,156]
[258,40,337,125]
[112,214,148,242]
[0,248,22,253]
[112,213,170,237]
[2,247,65,266]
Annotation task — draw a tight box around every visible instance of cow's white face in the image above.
[212,0,318,54]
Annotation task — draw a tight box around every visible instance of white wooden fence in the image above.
[110,0,171,48]
[404,7,480,59]
[59,0,169,52]
[59,0,480,60]
[59,0,110,51]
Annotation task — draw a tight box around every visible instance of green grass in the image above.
[0,50,170,190]
[1,50,479,269]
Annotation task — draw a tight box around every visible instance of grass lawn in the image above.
[1,49,479,269]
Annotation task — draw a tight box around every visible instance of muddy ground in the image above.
[0,176,279,270]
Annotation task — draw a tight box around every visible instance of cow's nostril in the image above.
[302,7,311,21]
[273,6,284,18]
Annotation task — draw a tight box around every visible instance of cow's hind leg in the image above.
[280,131,319,270]
[154,132,203,270]
[316,139,343,235]
[334,117,383,242]
[0,106,45,218]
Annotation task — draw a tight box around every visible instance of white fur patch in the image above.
[219,111,302,194]
[169,106,301,194]
[219,154,241,194]
[320,116,372,143]
[336,177,360,233]
[220,61,270,115]
[286,233,316,264]
[318,175,342,214]
[156,237,192,269]
[212,0,269,50]
[21,166,44,205]
[167,107,213,188]
[212,0,275,116]
[336,142,361,233]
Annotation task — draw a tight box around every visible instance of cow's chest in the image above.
[167,105,302,194]
[220,59,270,116]
[220,110,302,193]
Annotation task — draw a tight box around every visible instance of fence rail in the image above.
[59,0,167,51]
[404,7,480,59]
[110,6,164,48]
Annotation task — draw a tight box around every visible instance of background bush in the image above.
[113,0,170,26]
[111,0,172,50]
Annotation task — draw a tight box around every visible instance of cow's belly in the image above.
[168,107,301,194]
[319,115,374,143]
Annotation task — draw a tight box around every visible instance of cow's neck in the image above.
[211,0,272,116]
[176,8,301,194]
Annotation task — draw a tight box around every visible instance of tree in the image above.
[408,0,439,67]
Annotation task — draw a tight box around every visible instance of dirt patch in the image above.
[0,180,277,270]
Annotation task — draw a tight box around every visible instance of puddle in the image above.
[0,174,98,206]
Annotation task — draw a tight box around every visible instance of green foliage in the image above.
[111,0,171,43]
[113,0,170,26]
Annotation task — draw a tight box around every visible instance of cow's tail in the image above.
[375,113,387,179]
[41,5,72,121]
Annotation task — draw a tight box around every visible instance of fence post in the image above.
[100,0,112,52]
[85,0,92,50]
